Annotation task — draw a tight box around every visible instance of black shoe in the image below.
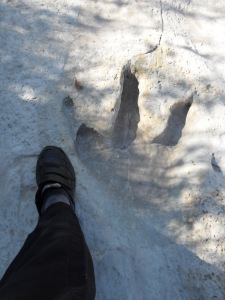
[35,146,76,215]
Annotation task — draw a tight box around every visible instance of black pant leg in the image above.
[0,203,96,300]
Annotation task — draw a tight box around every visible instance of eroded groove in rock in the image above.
[112,66,140,149]
[62,95,79,139]
[211,153,223,175]
[146,0,164,54]
[76,123,104,160]
[152,97,193,146]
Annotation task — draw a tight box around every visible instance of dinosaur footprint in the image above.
[63,63,193,209]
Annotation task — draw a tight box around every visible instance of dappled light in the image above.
[1,0,225,298]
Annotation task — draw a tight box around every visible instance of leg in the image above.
[0,146,96,300]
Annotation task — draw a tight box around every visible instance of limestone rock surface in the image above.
[1,0,225,298]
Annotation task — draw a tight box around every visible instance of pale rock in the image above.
[1,0,225,298]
